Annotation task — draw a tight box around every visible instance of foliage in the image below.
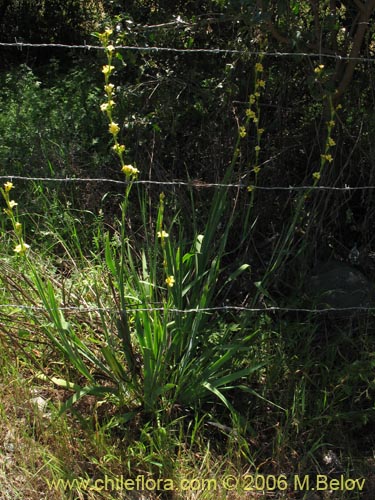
[0,63,104,177]
[0,0,104,45]
[0,28,259,423]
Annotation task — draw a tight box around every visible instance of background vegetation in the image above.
[1,0,375,498]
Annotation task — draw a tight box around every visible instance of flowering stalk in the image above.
[156,192,174,289]
[242,58,266,194]
[98,28,139,179]
[0,182,30,255]
[312,87,338,186]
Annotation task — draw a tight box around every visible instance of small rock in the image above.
[30,396,48,414]
[307,261,374,309]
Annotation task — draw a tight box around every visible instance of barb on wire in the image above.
[1,303,375,315]
[0,41,375,62]
[1,175,375,192]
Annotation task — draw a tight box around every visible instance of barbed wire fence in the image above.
[1,41,375,318]
[1,41,375,62]
[1,304,375,314]
[2,175,375,191]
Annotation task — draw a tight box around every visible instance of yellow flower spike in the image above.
[253,166,261,174]
[239,126,246,138]
[312,172,321,180]
[109,122,120,135]
[255,62,264,72]
[102,65,115,76]
[4,181,13,192]
[14,242,30,255]
[157,230,169,238]
[165,276,175,288]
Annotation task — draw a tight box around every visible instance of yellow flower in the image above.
[105,83,115,94]
[106,45,115,53]
[15,222,22,232]
[165,276,175,288]
[9,200,17,208]
[321,154,333,162]
[254,145,261,152]
[336,104,342,110]
[249,94,256,104]
[254,92,260,97]
[312,172,321,180]
[157,230,169,238]
[121,164,139,177]
[112,143,126,154]
[253,166,261,174]
[258,128,265,135]
[327,137,336,147]
[102,65,115,76]
[327,120,335,128]
[14,242,30,255]
[247,185,254,192]
[100,100,115,112]
[4,181,13,192]
[255,62,264,72]
[109,122,120,135]
[314,64,325,74]
[246,109,256,119]
[239,126,246,138]
[98,28,113,42]
[253,117,258,124]
[257,80,266,88]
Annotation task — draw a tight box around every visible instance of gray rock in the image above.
[307,261,375,309]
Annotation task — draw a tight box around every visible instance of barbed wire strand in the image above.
[1,41,375,62]
[0,303,374,314]
[1,175,374,191]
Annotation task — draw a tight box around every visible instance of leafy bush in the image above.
[0,64,105,178]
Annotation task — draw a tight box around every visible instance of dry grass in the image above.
[0,344,262,500]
